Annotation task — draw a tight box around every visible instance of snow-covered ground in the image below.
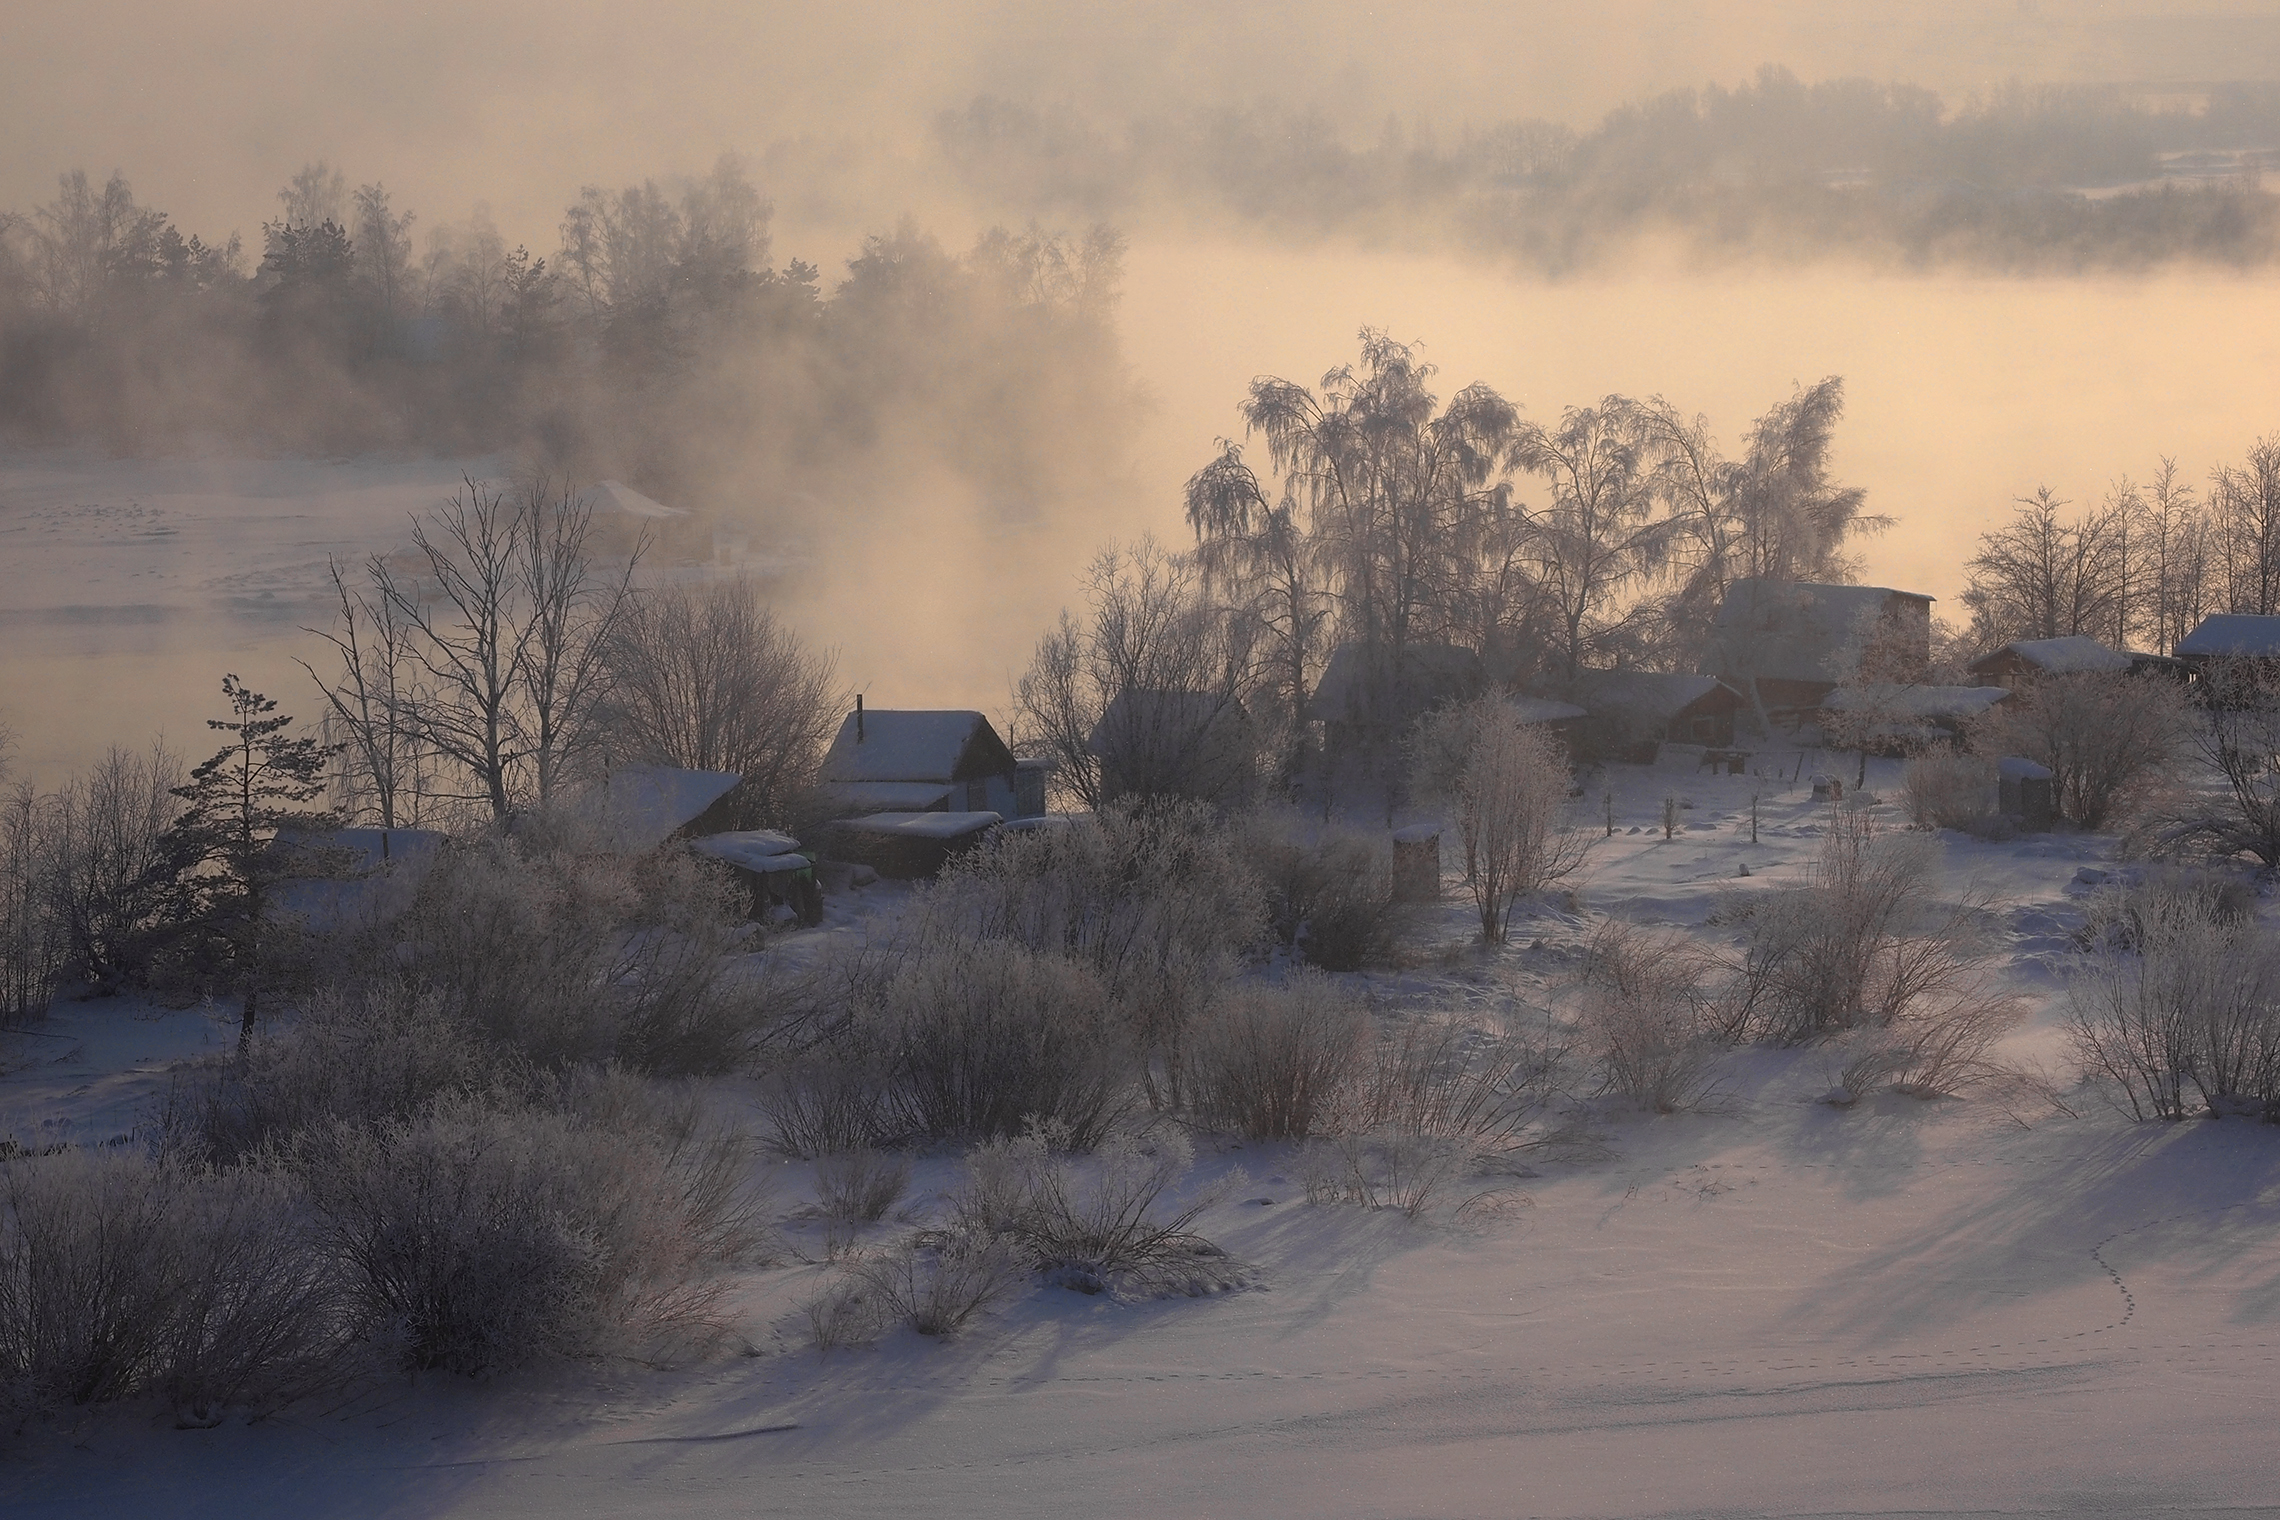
[4,754,2276,1517]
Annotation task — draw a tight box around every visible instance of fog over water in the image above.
[6,1,2280,780]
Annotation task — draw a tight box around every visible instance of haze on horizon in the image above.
[6,0,2280,779]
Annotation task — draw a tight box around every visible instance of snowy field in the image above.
[4,754,2277,1519]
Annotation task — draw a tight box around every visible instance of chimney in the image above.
[856,693,865,742]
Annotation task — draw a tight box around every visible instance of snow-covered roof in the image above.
[592,479,686,519]
[1822,684,2010,720]
[1088,689,1248,754]
[585,764,743,851]
[2177,614,2280,659]
[839,810,1002,840]
[1998,756,2056,780]
[821,709,1015,784]
[1572,670,1740,724]
[1969,636,2130,675]
[1308,643,1482,725]
[1509,696,1588,724]
[690,830,810,873]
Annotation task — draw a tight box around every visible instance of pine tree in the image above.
[162,676,339,1048]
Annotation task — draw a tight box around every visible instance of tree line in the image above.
[0,158,1137,531]
[937,69,2280,272]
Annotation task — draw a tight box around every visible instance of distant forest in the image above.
[0,157,1134,523]
[935,68,2280,272]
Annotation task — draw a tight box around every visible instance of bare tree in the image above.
[1971,670,2190,829]
[369,477,636,819]
[1961,487,2129,651]
[602,578,840,822]
[1015,540,1259,811]
[2212,436,2280,617]
[300,558,426,829]
[1413,694,1586,944]
[50,744,182,996]
[1239,331,1520,718]
[2166,658,2280,868]
[1509,398,1669,682]
[2143,458,2211,655]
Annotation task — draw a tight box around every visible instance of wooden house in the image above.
[1571,671,1748,761]
[1703,579,1934,725]
[817,704,1031,818]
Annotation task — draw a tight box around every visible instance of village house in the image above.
[1702,579,1934,726]
[1308,642,1483,743]
[1088,688,1257,806]
[817,703,1028,817]
[1570,671,1747,761]
[1968,635,2184,688]
[2175,614,2280,676]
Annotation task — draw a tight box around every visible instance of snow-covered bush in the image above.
[921,803,1265,1106]
[1972,670,2189,830]
[1713,806,1992,1044]
[880,941,1133,1148]
[1238,809,1405,970]
[165,983,484,1163]
[1901,749,1996,832]
[298,1095,753,1376]
[381,839,762,1075]
[813,1149,911,1225]
[1575,922,1723,1113]
[1304,1011,1568,1217]
[0,1151,348,1426]
[1187,972,1368,1140]
[953,1128,1238,1297]
[2067,877,2280,1120]
[850,1233,1029,1336]
[1412,695,1585,945]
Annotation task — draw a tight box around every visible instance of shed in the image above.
[1089,689,1256,805]
[1571,671,1748,760]
[829,810,1002,879]
[580,765,745,852]
[689,829,821,925]
[1308,643,1483,733]
[1704,579,1935,721]
[818,706,1029,818]
[1998,756,2056,832]
[268,826,448,933]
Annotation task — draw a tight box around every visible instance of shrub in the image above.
[1712,806,1992,1044]
[0,1151,348,1426]
[1836,994,2025,1101]
[953,1128,1238,1298]
[1187,973,1367,1139]
[1971,670,2189,829]
[2066,877,2280,1120]
[382,839,761,1075]
[813,1150,911,1224]
[1412,696,1586,944]
[1304,1010,1569,1218]
[875,942,1132,1150]
[1901,749,1995,831]
[849,1233,1028,1336]
[165,983,486,1164]
[1575,922,1723,1114]
[923,803,1266,1106]
[299,1096,750,1376]
[1239,810,1405,970]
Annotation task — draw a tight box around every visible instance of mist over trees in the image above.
[0,157,1139,536]
[935,68,2280,272]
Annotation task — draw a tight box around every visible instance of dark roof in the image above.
[1573,670,1743,725]
[821,709,1016,784]
[2177,614,2280,660]
[1308,643,1482,725]
[1968,636,2130,676]
[1706,579,1933,686]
